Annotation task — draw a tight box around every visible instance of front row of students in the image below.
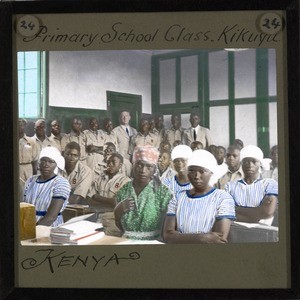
[22,143,278,243]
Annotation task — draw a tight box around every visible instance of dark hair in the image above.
[65,141,81,153]
[109,152,124,163]
[227,145,241,153]
[270,145,278,156]
[216,145,226,152]
[103,117,111,126]
[104,142,116,150]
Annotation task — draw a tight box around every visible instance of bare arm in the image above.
[235,195,277,223]
[36,198,64,226]
[88,194,116,211]
[68,194,88,205]
[162,215,228,244]
[31,160,38,175]
[114,199,136,232]
[86,145,103,155]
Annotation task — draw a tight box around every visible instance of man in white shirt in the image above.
[182,111,213,149]
[112,110,137,160]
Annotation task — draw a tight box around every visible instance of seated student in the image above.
[225,145,278,225]
[62,141,93,205]
[210,145,228,185]
[215,145,244,189]
[23,147,71,227]
[61,116,87,163]
[114,146,173,240]
[172,140,182,148]
[163,149,236,244]
[190,141,203,151]
[87,153,131,234]
[162,145,193,194]
[233,138,244,150]
[93,142,132,178]
[262,145,278,182]
[159,140,172,154]
[158,150,176,181]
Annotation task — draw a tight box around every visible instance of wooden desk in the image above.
[21,225,164,246]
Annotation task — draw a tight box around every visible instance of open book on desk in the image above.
[50,220,104,245]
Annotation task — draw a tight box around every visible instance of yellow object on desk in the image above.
[20,202,36,240]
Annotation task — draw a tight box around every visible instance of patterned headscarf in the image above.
[132,145,159,165]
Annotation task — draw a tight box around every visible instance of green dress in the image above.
[115,181,172,240]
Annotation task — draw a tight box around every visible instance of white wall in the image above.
[49,50,152,113]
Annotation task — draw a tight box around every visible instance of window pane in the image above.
[24,94,39,117]
[25,69,38,93]
[17,52,25,69]
[160,59,176,104]
[18,70,24,93]
[234,49,256,99]
[17,51,41,118]
[269,102,278,147]
[181,113,191,129]
[269,49,277,96]
[209,106,229,147]
[163,114,172,129]
[25,52,38,69]
[209,50,228,100]
[181,55,198,103]
[18,94,25,117]
[235,104,257,145]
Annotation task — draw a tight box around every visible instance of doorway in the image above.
[107,91,142,129]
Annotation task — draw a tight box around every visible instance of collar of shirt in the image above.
[121,125,129,131]
[70,130,84,137]
[192,125,200,134]
[33,134,50,143]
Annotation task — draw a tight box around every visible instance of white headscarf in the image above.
[39,146,65,174]
[187,149,217,173]
[240,145,264,164]
[171,145,193,161]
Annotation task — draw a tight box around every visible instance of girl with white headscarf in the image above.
[163,150,236,243]
[23,146,71,226]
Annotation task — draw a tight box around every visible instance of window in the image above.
[18,51,44,118]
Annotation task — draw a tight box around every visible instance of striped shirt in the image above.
[225,178,278,207]
[24,175,71,227]
[162,175,192,195]
[167,188,236,234]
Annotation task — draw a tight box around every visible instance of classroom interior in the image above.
[18,48,277,156]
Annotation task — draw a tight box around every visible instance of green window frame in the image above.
[151,49,276,155]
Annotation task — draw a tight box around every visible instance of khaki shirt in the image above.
[152,127,165,144]
[61,131,87,161]
[48,133,66,153]
[164,127,184,146]
[19,135,39,164]
[129,132,159,155]
[62,161,93,198]
[28,134,58,158]
[88,172,131,198]
[215,167,244,190]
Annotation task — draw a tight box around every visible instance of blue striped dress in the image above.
[166,188,236,234]
[24,175,71,226]
[162,175,193,195]
[225,178,278,207]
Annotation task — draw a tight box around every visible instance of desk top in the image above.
[21,225,164,246]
